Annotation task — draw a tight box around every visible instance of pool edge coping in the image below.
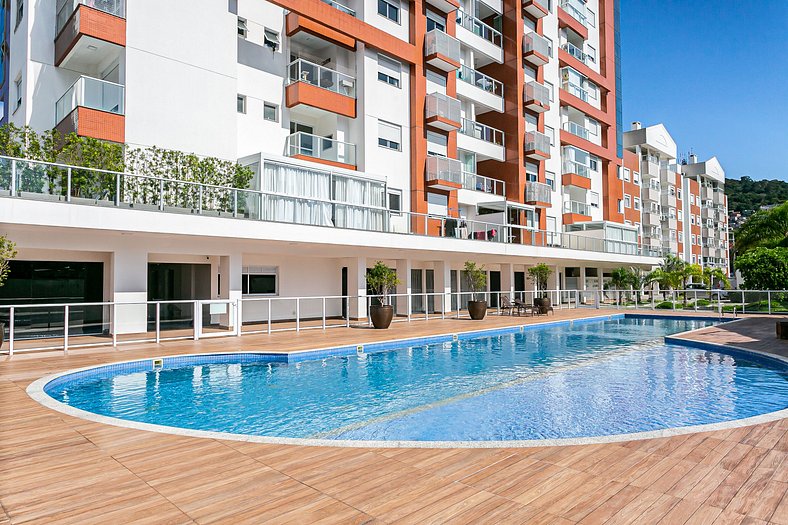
[27,313,788,450]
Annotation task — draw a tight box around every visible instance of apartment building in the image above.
[0,0,681,338]
[624,122,730,273]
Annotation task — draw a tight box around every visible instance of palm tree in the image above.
[702,266,730,291]
[678,263,703,306]
[606,267,632,305]
[734,201,788,255]
[628,267,656,304]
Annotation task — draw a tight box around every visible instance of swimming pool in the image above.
[34,315,788,446]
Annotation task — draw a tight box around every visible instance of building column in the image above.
[433,260,452,313]
[396,259,412,317]
[218,253,242,330]
[346,256,367,320]
[500,263,514,301]
[111,249,148,335]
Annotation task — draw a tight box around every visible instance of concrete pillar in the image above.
[347,256,367,320]
[500,263,514,301]
[396,259,412,316]
[111,249,148,335]
[218,253,242,330]
[433,260,452,313]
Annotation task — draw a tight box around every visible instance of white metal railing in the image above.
[286,132,357,166]
[320,0,355,16]
[564,200,591,216]
[55,76,124,125]
[561,79,589,102]
[457,64,504,97]
[288,58,356,98]
[524,31,551,58]
[524,80,550,106]
[525,181,552,204]
[462,170,506,196]
[460,118,505,146]
[426,92,461,123]
[425,29,461,64]
[525,130,550,153]
[562,121,590,140]
[562,159,591,178]
[56,0,125,36]
[456,11,502,47]
[560,0,588,27]
[562,41,587,63]
[0,155,666,257]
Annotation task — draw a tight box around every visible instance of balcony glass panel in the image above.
[55,76,125,124]
[320,0,355,16]
[456,11,502,47]
[559,0,588,27]
[457,65,503,97]
[286,132,357,166]
[56,0,126,36]
[562,159,591,178]
[459,118,504,146]
[562,42,587,63]
[562,121,589,140]
[525,181,551,204]
[561,79,589,102]
[525,131,550,153]
[564,200,591,216]
[425,93,461,123]
[424,29,461,63]
[288,58,356,98]
[524,80,550,105]
[524,31,550,57]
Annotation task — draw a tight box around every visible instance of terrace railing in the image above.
[288,58,356,98]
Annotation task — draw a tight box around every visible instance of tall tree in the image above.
[734,201,788,255]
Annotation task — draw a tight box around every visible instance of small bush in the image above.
[695,299,711,307]
[655,301,674,309]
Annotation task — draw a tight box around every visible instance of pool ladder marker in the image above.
[452,334,458,342]
[356,345,364,355]
[152,358,163,369]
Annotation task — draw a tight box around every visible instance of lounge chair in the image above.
[513,298,536,316]
[501,296,516,315]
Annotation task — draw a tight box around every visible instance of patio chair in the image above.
[513,298,535,316]
[501,296,516,316]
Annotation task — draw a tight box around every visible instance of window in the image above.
[14,77,22,111]
[633,172,640,185]
[378,120,401,150]
[617,199,623,214]
[378,0,400,23]
[15,0,23,29]
[623,168,630,182]
[387,189,402,214]
[544,36,554,57]
[263,28,280,51]
[263,102,278,122]
[624,195,631,208]
[617,166,623,180]
[587,45,596,64]
[634,198,641,211]
[377,54,401,87]
[525,162,538,182]
[590,191,599,208]
[677,189,682,200]
[242,272,277,295]
[237,94,246,113]
[237,17,247,38]
[545,125,555,146]
[678,212,683,222]
[588,158,598,171]
[545,171,555,191]
[426,13,445,32]
[691,234,696,245]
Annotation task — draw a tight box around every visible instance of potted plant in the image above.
[366,261,400,329]
[527,263,553,311]
[0,235,18,350]
[464,261,488,320]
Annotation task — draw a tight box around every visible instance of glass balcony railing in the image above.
[524,31,551,58]
[286,132,356,166]
[562,42,587,63]
[564,200,591,216]
[457,65,504,97]
[457,11,502,48]
[562,159,591,178]
[460,118,505,146]
[288,58,356,98]
[424,29,461,64]
[559,0,588,27]
[525,181,552,204]
[462,171,505,196]
[562,121,589,140]
[56,0,126,36]
[55,76,125,124]
[425,156,505,196]
[320,0,355,16]
[426,92,461,123]
[561,79,589,102]
[524,131,550,153]
[524,80,550,106]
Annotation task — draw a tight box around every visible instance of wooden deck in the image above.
[1,311,787,524]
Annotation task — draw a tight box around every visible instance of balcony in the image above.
[320,0,355,16]
[523,0,549,19]
[561,121,590,141]
[563,200,592,224]
[525,181,551,207]
[524,131,550,160]
[642,211,661,227]
[425,93,461,131]
[561,159,592,190]
[456,11,503,65]
[286,132,356,170]
[523,32,550,66]
[661,216,678,231]
[426,0,461,13]
[456,65,504,113]
[425,156,505,196]
[286,59,356,118]
[523,81,550,113]
[641,186,660,202]
[55,0,125,70]
[425,30,461,72]
[661,191,677,209]
[561,79,590,103]
[558,0,589,40]
[54,76,125,143]
[458,118,505,161]
[561,42,587,65]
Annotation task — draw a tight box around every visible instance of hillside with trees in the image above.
[725,176,788,214]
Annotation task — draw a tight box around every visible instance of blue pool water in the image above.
[45,317,788,442]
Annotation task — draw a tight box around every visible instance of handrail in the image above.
[286,131,357,166]
[457,64,504,97]
[456,11,502,47]
[561,121,589,140]
[561,42,587,63]
[288,58,356,98]
[55,75,125,125]
[459,118,505,146]
[562,159,591,178]
[320,0,355,16]
[559,0,588,27]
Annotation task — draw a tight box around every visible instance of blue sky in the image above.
[620,0,788,182]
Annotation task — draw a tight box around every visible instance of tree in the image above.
[606,267,632,305]
[701,266,730,292]
[0,235,17,288]
[735,248,788,290]
[734,201,788,255]
[527,263,553,298]
[365,261,400,306]
[628,267,656,304]
[463,261,487,301]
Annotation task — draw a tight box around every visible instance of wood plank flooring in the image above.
[1,311,786,524]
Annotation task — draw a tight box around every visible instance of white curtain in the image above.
[333,176,385,231]
[261,163,333,226]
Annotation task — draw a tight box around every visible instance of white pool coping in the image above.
[26,315,788,449]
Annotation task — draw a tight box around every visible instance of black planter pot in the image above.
[370,305,394,329]
[468,300,487,320]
